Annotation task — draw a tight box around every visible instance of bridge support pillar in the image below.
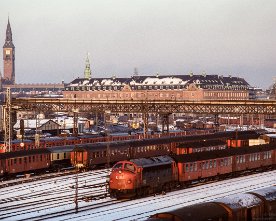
[160,113,171,133]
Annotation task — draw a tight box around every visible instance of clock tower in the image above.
[3,18,15,84]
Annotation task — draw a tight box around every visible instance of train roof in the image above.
[39,137,65,141]
[177,140,226,148]
[130,155,174,168]
[173,144,275,163]
[249,186,276,201]
[0,139,34,144]
[150,202,228,221]
[0,148,50,159]
[46,145,75,153]
[73,141,129,152]
[214,193,263,210]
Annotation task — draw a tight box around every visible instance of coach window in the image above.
[214,160,216,168]
[190,163,193,172]
[29,156,31,163]
[57,154,60,160]
[24,157,27,163]
[40,155,43,161]
[206,161,209,169]
[19,158,22,164]
[64,153,66,158]
[202,162,206,170]
[194,163,197,171]
[185,164,189,172]
[257,154,260,160]
[269,151,272,158]
[33,156,35,162]
[14,159,17,165]
[236,156,239,164]
[210,161,213,169]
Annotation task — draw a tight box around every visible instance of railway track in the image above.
[60,170,276,221]
[0,169,275,221]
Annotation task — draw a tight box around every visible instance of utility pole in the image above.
[105,110,111,168]
[75,168,79,213]
[73,108,79,137]
[4,87,11,152]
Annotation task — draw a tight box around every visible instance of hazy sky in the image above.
[0,0,275,89]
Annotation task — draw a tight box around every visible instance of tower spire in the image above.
[3,17,15,84]
[84,53,91,79]
[4,17,14,48]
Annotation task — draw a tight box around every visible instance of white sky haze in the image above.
[1,0,276,89]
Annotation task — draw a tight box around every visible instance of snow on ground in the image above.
[0,170,275,221]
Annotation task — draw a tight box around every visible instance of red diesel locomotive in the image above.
[109,144,276,198]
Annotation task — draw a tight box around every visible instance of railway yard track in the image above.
[0,169,275,221]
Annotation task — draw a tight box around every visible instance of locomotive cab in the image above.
[109,161,140,198]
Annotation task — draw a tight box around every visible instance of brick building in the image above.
[63,56,250,101]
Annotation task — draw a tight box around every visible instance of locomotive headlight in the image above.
[127,179,132,184]
[119,170,122,174]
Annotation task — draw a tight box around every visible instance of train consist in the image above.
[108,144,276,198]
[0,145,77,177]
[0,130,212,152]
[0,130,269,178]
[70,130,262,169]
[148,186,276,221]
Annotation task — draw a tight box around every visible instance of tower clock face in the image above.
[6,49,11,55]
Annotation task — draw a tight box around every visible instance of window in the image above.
[29,156,31,163]
[124,163,136,173]
[190,163,193,172]
[57,153,60,160]
[19,158,22,164]
[64,153,66,158]
[113,163,123,170]
[186,164,189,172]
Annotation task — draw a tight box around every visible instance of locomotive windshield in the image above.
[124,163,136,173]
[113,162,123,170]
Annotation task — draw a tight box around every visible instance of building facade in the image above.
[63,56,251,101]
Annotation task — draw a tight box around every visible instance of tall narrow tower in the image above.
[3,18,15,84]
[84,53,91,79]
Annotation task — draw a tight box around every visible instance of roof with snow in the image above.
[65,74,250,91]
[214,193,263,210]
